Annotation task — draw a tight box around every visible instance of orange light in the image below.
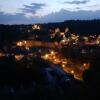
[62,64,65,68]
[62,61,67,64]
[83,63,87,67]
[24,41,27,44]
[15,55,24,61]
[44,54,49,59]
[71,70,74,74]
[50,51,54,55]
[53,56,56,59]
[54,59,57,62]
[17,42,22,46]
[0,53,5,57]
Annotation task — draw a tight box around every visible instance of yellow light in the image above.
[44,54,49,59]
[55,28,60,33]
[62,61,67,64]
[62,39,66,42]
[83,63,87,67]
[60,32,64,35]
[50,51,54,55]
[32,24,40,30]
[54,59,57,62]
[65,27,69,33]
[17,42,22,46]
[62,64,65,68]
[96,39,100,45]
[24,41,27,44]
[15,55,24,61]
[25,47,29,50]
[71,70,74,74]
[53,56,56,59]
[54,58,61,63]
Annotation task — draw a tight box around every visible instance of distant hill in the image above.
[0,20,100,46]
[43,20,100,35]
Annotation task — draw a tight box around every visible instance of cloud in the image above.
[41,9,100,22]
[22,3,46,14]
[0,12,32,24]
[0,9,100,24]
[87,4,99,8]
[64,0,89,4]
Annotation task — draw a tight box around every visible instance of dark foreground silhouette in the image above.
[0,55,100,100]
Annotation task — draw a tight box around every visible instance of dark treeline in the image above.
[44,20,100,34]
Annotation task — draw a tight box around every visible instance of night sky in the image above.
[0,0,100,24]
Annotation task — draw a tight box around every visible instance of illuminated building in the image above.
[32,24,40,30]
[65,27,69,33]
[15,55,24,61]
[55,28,60,33]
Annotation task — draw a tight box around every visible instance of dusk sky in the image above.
[0,0,100,24]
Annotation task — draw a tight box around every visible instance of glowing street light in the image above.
[71,70,74,74]
[50,50,55,55]
[62,64,66,68]
[44,54,49,60]
[17,42,23,46]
